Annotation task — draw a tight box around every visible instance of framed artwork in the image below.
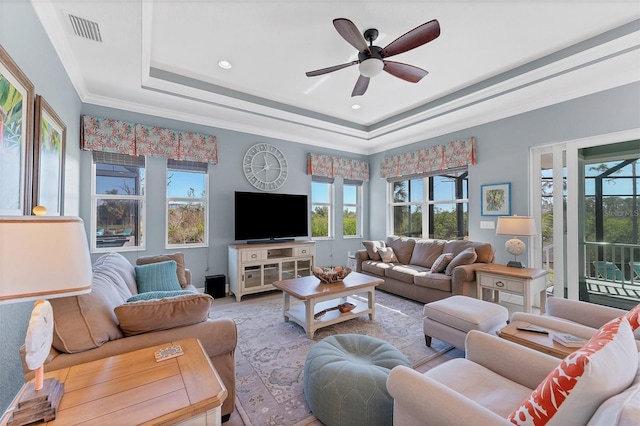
[481,182,511,216]
[33,95,66,215]
[0,43,35,215]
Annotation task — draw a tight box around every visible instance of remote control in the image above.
[516,326,549,334]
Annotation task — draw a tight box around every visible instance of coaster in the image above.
[154,344,184,362]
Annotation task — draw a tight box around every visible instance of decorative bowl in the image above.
[312,266,352,283]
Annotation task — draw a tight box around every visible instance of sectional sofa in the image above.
[355,236,494,304]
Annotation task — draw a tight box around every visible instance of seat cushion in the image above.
[386,264,426,284]
[424,295,508,333]
[361,260,392,277]
[414,272,453,292]
[426,358,534,418]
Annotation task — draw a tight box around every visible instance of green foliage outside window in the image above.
[168,202,205,244]
[343,209,357,236]
[312,206,329,237]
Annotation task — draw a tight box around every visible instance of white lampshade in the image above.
[496,215,537,237]
[359,58,384,78]
[0,216,92,304]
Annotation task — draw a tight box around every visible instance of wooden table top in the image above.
[2,338,226,426]
[273,271,383,299]
[499,320,580,359]
[476,264,549,280]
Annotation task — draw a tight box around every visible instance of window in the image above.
[167,160,208,247]
[390,170,468,239]
[343,181,362,237]
[92,152,145,251]
[311,179,333,238]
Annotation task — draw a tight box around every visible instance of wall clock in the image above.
[243,143,288,191]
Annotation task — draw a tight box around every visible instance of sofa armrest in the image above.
[465,330,560,389]
[450,262,491,296]
[355,249,369,273]
[387,365,510,425]
[545,297,626,329]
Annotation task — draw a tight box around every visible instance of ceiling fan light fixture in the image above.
[359,58,383,77]
[351,104,361,110]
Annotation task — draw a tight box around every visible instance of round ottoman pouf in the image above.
[303,334,411,426]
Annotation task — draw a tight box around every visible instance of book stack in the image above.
[552,332,587,347]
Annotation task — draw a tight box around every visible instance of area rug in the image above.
[208,290,453,426]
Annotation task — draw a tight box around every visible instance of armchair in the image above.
[387,331,559,425]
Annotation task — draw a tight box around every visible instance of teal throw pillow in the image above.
[127,290,195,302]
[135,260,182,293]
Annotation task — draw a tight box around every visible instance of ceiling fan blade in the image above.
[333,18,370,53]
[351,75,370,97]
[383,61,428,83]
[306,60,358,77]
[380,19,440,58]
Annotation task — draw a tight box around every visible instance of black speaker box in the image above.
[205,274,226,298]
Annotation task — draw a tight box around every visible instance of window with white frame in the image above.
[311,179,333,238]
[343,180,362,237]
[166,160,208,247]
[92,152,145,251]
[390,170,468,239]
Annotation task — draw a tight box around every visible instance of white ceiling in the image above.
[32,1,640,155]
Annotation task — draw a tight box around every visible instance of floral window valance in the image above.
[308,153,369,182]
[380,137,475,179]
[81,116,218,164]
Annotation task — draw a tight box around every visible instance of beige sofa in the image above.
[355,236,494,304]
[20,252,238,422]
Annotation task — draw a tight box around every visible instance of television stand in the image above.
[246,238,295,245]
[228,241,315,301]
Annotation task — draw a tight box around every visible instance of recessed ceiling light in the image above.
[351,104,361,110]
[218,60,232,70]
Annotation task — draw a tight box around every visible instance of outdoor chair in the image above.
[631,262,640,281]
[593,260,625,281]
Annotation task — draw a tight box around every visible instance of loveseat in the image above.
[355,236,494,304]
[387,303,640,425]
[20,252,238,421]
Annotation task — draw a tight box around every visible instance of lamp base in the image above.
[506,260,525,268]
[7,378,64,426]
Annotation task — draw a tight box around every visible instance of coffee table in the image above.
[1,338,227,426]
[273,271,383,338]
[498,320,582,358]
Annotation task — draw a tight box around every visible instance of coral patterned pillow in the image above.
[508,315,638,426]
[625,303,640,331]
[377,247,399,263]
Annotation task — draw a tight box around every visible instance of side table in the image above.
[1,338,226,426]
[476,264,549,313]
[498,320,580,358]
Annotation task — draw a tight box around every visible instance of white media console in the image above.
[228,241,315,301]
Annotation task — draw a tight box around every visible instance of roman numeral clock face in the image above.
[243,143,288,191]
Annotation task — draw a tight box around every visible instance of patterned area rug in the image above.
[208,290,452,426]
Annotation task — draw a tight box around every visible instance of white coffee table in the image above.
[273,271,383,338]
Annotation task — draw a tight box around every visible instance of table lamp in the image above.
[496,215,537,268]
[0,214,92,425]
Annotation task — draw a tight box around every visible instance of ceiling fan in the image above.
[306,18,441,97]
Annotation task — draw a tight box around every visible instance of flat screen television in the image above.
[234,191,309,243]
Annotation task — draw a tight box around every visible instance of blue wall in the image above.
[1,0,639,416]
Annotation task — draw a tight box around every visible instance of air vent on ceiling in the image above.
[67,13,103,43]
